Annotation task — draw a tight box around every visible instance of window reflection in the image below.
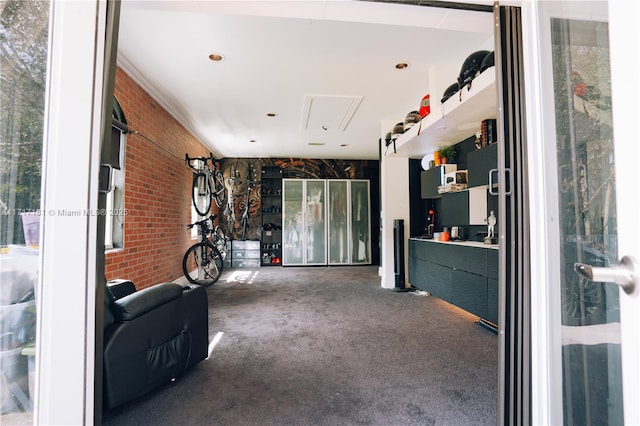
[0,0,49,419]
[551,16,623,425]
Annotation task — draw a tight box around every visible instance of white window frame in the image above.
[105,127,125,250]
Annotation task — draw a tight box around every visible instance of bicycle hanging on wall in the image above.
[223,165,240,225]
[183,214,225,286]
[185,152,226,216]
[239,163,259,240]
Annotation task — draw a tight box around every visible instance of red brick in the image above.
[105,67,210,289]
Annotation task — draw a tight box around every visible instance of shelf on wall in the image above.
[388,69,497,160]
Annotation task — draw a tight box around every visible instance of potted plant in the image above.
[437,145,456,164]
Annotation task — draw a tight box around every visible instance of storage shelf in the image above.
[389,69,497,159]
[261,165,282,267]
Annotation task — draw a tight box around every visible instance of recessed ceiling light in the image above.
[308,142,325,146]
[341,144,349,147]
[395,62,409,70]
[249,139,256,143]
[208,53,225,62]
[266,113,277,117]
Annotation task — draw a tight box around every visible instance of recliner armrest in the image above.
[107,279,137,300]
[111,283,184,322]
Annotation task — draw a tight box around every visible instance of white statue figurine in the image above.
[487,210,496,239]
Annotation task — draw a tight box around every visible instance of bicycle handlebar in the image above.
[186,214,217,229]
[185,152,220,170]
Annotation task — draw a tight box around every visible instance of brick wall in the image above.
[105,67,211,289]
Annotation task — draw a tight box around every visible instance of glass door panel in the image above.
[283,179,303,265]
[350,180,370,264]
[537,2,637,423]
[304,180,326,265]
[328,180,349,265]
[0,1,48,419]
[552,14,622,426]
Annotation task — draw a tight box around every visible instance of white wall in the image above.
[379,149,410,289]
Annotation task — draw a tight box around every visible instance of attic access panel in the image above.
[300,95,364,132]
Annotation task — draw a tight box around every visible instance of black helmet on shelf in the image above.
[480,51,495,74]
[391,122,405,139]
[458,50,491,89]
[404,110,422,130]
[441,82,459,104]
[384,131,392,146]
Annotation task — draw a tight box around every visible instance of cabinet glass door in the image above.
[350,180,370,264]
[283,179,303,265]
[304,179,326,265]
[328,180,349,265]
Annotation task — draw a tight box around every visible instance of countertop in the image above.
[410,237,499,250]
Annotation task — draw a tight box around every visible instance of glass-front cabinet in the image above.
[284,179,371,266]
[328,180,349,264]
[328,180,371,265]
[283,180,303,265]
[349,180,371,264]
[282,179,327,265]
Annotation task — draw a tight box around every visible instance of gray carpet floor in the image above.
[103,266,497,425]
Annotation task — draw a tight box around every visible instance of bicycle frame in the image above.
[189,214,226,251]
[223,168,240,224]
[186,152,226,210]
[240,164,258,240]
[184,214,225,285]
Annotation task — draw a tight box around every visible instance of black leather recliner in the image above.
[102,279,208,409]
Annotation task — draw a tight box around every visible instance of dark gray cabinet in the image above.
[429,263,453,302]
[408,238,498,325]
[467,143,497,188]
[420,165,457,199]
[427,240,451,266]
[485,248,499,324]
[487,248,498,279]
[452,270,488,319]
[452,245,487,276]
[440,191,469,226]
[420,167,442,199]
[486,278,498,324]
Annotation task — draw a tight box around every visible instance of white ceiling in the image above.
[117,0,494,160]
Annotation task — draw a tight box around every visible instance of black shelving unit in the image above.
[261,166,282,265]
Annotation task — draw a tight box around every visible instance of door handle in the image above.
[489,169,498,195]
[488,168,512,196]
[574,255,639,296]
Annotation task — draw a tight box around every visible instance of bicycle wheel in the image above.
[213,225,228,259]
[182,241,224,286]
[192,172,212,216]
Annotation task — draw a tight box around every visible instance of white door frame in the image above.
[608,1,640,424]
[522,1,640,424]
[35,1,108,423]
